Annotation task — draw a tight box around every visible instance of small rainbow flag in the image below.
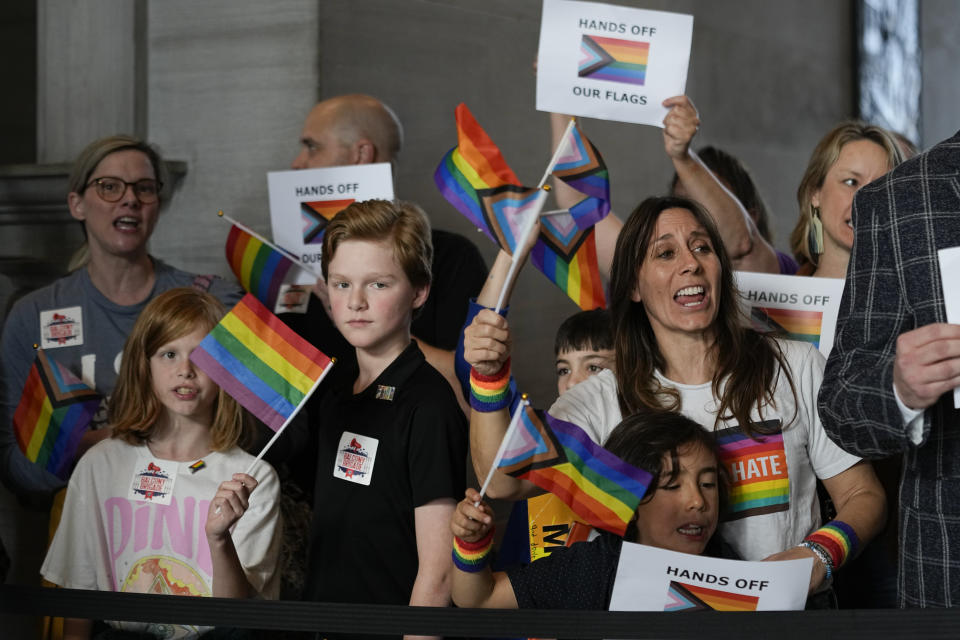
[190,294,332,432]
[579,34,650,86]
[496,403,651,536]
[13,349,101,480]
[750,307,823,348]
[225,223,296,312]
[301,199,355,244]
[550,121,610,229]
[716,423,790,521]
[434,103,607,310]
[665,581,760,612]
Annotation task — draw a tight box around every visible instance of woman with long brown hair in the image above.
[465,195,885,604]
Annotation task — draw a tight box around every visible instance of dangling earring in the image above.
[808,206,824,258]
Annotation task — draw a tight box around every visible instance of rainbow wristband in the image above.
[804,520,860,569]
[470,359,511,412]
[453,528,495,573]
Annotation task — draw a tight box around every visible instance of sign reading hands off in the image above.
[536,0,693,127]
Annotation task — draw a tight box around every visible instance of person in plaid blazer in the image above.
[820,130,960,607]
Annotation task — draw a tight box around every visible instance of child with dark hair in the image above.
[302,199,467,619]
[553,308,614,395]
[451,410,728,610]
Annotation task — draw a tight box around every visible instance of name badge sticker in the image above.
[333,431,379,486]
[128,459,178,505]
[40,306,84,349]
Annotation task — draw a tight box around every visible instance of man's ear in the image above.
[68,192,86,222]
[354,139,377,164]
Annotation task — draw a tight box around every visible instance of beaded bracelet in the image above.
[798,540,833,582]
[805,520,860,570]
[470,358,512,412]
[453,527,495,573]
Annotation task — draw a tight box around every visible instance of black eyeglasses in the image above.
[86,177,163,203]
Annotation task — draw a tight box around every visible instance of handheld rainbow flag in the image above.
[434,104,607,310]
[221,212,304,311]
[13,349,101,480]
[490,399,652,536]
[190,294,334,471]
[548,119,611,229]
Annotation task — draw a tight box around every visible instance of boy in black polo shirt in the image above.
[302,200,467,620]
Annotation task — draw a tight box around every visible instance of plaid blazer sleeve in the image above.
[819,133,960,458]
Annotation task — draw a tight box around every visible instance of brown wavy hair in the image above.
[109,288,246,450]
[609,196,794,436]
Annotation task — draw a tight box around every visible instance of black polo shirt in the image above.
[302,341,467,607]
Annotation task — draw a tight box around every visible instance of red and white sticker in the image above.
[128,459,178,505]
[40,306,83,349]
[332,431,378,486]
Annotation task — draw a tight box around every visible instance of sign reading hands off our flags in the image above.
[434,103,608,310]
[190,293,332,433]
[491,400,652,536]
[13,349,101,480]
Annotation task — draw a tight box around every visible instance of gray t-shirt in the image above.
[0,259,241,504]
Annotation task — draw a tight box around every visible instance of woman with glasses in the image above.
[0,135,241,509]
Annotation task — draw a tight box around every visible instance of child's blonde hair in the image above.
[109,288,246,450]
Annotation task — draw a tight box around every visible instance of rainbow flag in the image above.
[301,198,355,244]
[190,294,331,432]
[715,423,789,521]
[13,350,101,480]
[579,34,650,86]
[665,581,760,612]
[496,404,651,536]
[551,121,610,229]
[434,103,606,310]
[225,224,296,312]
[750,306,823,348]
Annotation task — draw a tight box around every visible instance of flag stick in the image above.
[494,189,549,313]
[476,395,530,504]
[243,358,336,476]
[217,210,321,278]
[536,118,577,189]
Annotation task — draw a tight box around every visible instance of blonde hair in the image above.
[790,121,903,268]
[109,288,246,450]
[321,199,432,292]
[67,135,165,271]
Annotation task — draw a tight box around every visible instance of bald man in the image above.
[281,94,485,415]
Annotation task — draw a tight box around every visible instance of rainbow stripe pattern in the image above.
[190,293,331,432]
[716,422,790,521]
[434,103,607,311]
[498,405,651,536]
[579,34,650,86]
[534,212,606,310]
[469,358,512,412]
[225,224,296,312]
[806,520,859,568]
[13,349,101,480]
[301,198,355,244]
[452,529,494,572]
[665,581,760,612]
[750,306,823,348]
[551,121,611,229]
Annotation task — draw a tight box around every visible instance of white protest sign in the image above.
[267,164,394,284]
[609,542,811,612]
[937,246,960,407]
[536,0,693,127]
[735,272,845,358]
